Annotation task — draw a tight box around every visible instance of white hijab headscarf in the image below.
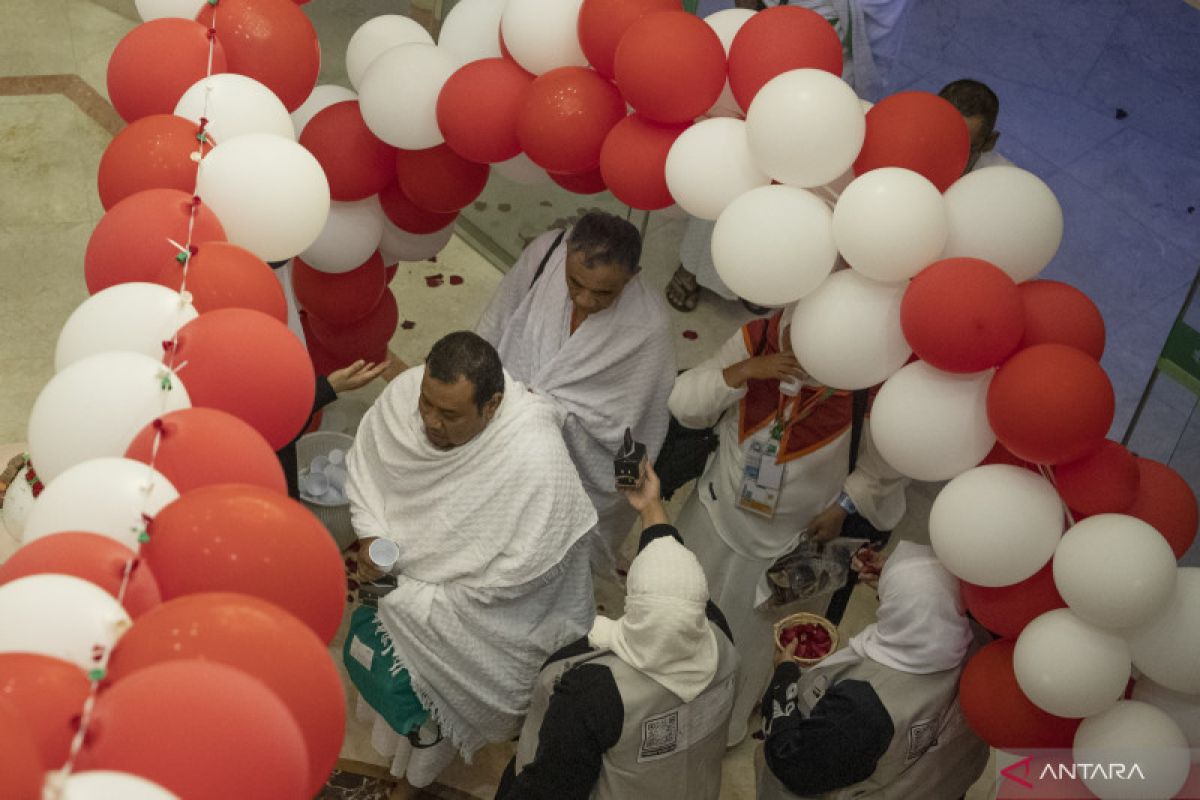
[589,537,720,702]
[847,541,974,674]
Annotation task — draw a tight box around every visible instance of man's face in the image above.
[963,114,998,174]
[417,372,496,449]
[564,248,634,318]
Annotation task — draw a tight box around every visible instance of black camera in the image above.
[614,427,647,489]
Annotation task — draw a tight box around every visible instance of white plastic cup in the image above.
[369,538,401,575]
[327,448,345,465]
[779,376,803,396]
[301,470,330,498]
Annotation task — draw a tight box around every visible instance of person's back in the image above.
[498,466,739,800]
[758,542,988,799]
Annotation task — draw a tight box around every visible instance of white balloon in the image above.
[196,133,331,262]
[27,352,190,484]
[665,118,770,220]
[134,0,204,21]
[702,8,755,117]
[1,464,34,542]
[493,152,551,185]
[174,74,295,143]
[1014,608,1131,719]
[0,575,131,672]
[745,69,865,188]
[788,269,911,391]
[929,464,1063,586]
[22,458,178,550]
[291,84,357,138]
[500,0,587,76]
[1127,567,1200,694]
[358,43,459,149]
[438,0,506,64]
[346,15,436,90]
[869,362,995,481]
[1054,514,1178,630]
[380,219,455,264]
[62,771,180,800]
[1073,701,1190,800]
[299,199,385,273]
[55,284,197,372]
[942,165,1063,283]
[712,185,836,308]
[833,168,948,283]
[1131,676,1200,748]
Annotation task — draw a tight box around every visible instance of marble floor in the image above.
[2,0,1199,798]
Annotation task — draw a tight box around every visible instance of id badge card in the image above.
[737,429,784,519]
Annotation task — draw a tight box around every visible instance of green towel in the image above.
[343,605,430,735]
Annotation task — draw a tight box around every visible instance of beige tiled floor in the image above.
[0,1,1001,798]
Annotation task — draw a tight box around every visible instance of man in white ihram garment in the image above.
[478,210,676,576]
[345,331,597,786]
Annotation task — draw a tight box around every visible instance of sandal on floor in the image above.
[666,265,701,312]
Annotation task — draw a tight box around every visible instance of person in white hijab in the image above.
[345,332,598,785]
[496,463,740,800]
[757,542,990,799]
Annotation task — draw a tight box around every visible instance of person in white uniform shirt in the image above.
[668,309,907,746]
[478,211,676,576]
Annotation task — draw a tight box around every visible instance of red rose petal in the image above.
[400,320,416,330]
[449,275,464,285]
[425,273,444,288]
[682,330,699,340]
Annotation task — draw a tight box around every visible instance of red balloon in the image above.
[959,639,1081,751]
[108,593,345,796]
[1017,279,1106,360]
[143,484,345,642]
[727,6,842,112]
[0,698,43,800]
[599,114,686,209]
[987,343,1114,465]
[578,0,681,78]
[298,101,396,200]
[172,241,288,321]
[97,114,212,210]
[437,58,534,164]
[1053,439,1139,516]
[550,167,608,195]
[197,0,319,112]
[518,67,627,174]
[170,308,316,449]
[853,92,971,193]
[0,653,91,767]
[301,315,349,376]
[85,188,227,294]
[125,407,287,495]
[1126,458,1198,559]
[0,533,161,619]
[961,561,1066,640]
[292,252,387,325]
[77,661,309,799]
[614,12,726,125]
[900,257,1024,373]
[107,19,229,123]
[306,288,399,365]
[396,145,490,213]
[378,181,459,234]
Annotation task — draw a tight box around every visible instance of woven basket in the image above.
[773,612,839,666]
[296,431,356,551]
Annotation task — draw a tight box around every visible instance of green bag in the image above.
[343,605,429,736]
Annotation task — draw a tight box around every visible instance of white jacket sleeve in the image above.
[477,229,565,346]
[668,328,751,429]
[842,419,909,531]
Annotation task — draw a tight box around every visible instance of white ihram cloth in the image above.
[589,537,719,703]
[822,541,975,675]
[346,365,598,759]
[478,228,676,571]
